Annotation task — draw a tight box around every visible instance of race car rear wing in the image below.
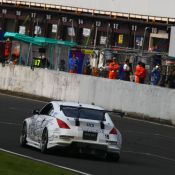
[60,105,124,117]
[60,105,125,128]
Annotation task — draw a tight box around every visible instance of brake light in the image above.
[110,128,117,135]
[57,119,70,129]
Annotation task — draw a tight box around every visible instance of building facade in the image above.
[0,0,174,52]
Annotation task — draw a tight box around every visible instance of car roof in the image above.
[51,101,104,110]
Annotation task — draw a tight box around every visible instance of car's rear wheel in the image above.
[40,128,48,153]
[20,122,27,147]
[107,153,120,162]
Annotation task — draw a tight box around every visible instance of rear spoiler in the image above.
[105,110,125,118]
[60,105,125,128]
[60,105,124,117]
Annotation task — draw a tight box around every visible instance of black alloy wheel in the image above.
[107,153,120,162]
[20,122,27,147]
[41,128,48,153]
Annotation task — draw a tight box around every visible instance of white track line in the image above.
[124,116,175,128]
[0,148,92,175]
[0,92,47,103]
[123,130,175,140]
[123,150,175,163]
[0,121,21,126]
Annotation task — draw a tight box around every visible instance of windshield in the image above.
[61,106,105,121]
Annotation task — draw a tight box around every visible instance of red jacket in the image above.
[140,67,146,79]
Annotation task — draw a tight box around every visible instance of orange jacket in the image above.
[109,61,119,72]
[135,65,142,83]
[109,61,119,79]
[135,65,142,77]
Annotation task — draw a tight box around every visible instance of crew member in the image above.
[135,61,142,83]
[108,58,119,79]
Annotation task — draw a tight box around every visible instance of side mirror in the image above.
[32,109,40,115]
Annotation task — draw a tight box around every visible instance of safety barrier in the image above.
[0,64,175,125]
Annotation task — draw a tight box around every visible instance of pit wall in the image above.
[0,64,175,125]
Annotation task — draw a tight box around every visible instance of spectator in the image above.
[69,53,78,73]
[41,54,50,68]
[99,60,110,78]
[108,57,119,79]
[123,59,131,81]
[151,65,161,85]
[92,67,99,77]
[83,57,91,75]
[167,70,175,88]
[59,59,66,71]
[135,61,142,83]
[140,63,147,84]
[119,63,124,80]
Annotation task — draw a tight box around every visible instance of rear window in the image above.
[61,107,105,121]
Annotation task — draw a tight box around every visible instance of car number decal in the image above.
[86,123,94,127]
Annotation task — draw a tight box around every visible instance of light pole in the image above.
[71,19,74,42]
[93,26,98,48]
[106,23,110,48]
[132,25,137,49]
[142,27,150,54]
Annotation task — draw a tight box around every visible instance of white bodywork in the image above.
[22,101,122,155]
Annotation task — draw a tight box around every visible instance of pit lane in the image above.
[0,93,175,175]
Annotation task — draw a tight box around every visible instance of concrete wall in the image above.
[20,0,175,18]
[0,64,175,125]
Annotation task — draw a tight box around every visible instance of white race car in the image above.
[20,101,123,161]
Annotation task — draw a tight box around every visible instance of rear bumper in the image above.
[72,142,120,154]
[48,140,120,154]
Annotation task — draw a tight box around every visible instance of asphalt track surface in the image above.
[0,93,175,175]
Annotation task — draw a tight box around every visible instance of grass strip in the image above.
[0,151,78,175]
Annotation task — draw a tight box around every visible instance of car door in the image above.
[35,103,54,142]
[29,103,54,142]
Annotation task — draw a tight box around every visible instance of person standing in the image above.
[151,65,161,85]
[167,70,175,88]
[135,61,142,83]
[119,63,124,80]
[108,58,119,79]
[83,56,91,75]
[69,53,78,73]
[123,59,131,81]
[139,63,147,84]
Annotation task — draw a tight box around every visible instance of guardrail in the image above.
[0,64,175,125]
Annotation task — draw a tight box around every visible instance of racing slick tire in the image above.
[40,128,48,153]
[107,153,120,162]
[20,122,27,147]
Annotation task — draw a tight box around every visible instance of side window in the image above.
[40,103,54,116]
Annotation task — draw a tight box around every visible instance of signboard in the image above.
[100,36,107,45]
[81,49,94,54]
[118,34,123,44]
[19,26,26,35]
[168,26,175,58]
[52,24,57,33]
[83,28,91,37]
[34,26,41,35]
[67,27,75,36]
[136,36,143,47]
